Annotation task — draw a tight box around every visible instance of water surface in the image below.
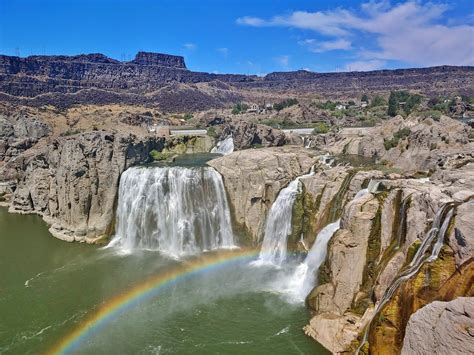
[0,208,328,354]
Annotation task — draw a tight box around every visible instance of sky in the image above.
[1,0,473,74]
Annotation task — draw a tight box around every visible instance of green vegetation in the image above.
[383,127,412,150]
[387,91,422,116]
[60,129,82,136]
[231,102,249,114]
[149,149,174,161]
[420,110,442,121]
[207,126,218,138]
[183,113,193,121]
[311,122,330,134]
[361,94,369,102]
[312,100,337,111]
[371,95,386,107]
[273,98,298,111]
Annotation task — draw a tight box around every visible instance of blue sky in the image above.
[1,0,473,74]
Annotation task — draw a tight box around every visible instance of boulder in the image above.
[401,297,474,355]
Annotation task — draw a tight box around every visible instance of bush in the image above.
[149,149,173,161]
[231,102,249,114]
[361,94,369,102]
[274,98,298,111]
[313,100,337,111]
[207,126,218,138]
[312,122,330,134]
[371,95,386,107]
[383,127,412,150]
[183,113,193,121]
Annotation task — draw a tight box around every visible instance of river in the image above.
[0,207,328,354]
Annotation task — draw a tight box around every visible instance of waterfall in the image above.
[280,220,340,302]
[109,166,235,257]
[257,168,315,266]
[356,202,456,354]
[211,136,234,155]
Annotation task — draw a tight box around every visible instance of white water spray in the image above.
[109,166,235,257]
[211,136,234,155]
[276,220,341,303]
[257,168,315,266]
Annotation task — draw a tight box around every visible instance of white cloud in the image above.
[299,38,352,52]
[237,1,474,66]
[217,47,228,57]
[342,59,386,72]
[275,55,290,68]
[183,43,197,51]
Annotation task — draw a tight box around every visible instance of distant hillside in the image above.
[0,52,473,111]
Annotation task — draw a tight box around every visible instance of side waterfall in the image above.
[211,136,234,155]
[356,202,456,354]
[257,168,315,266]
[109,166,235,257]
[280,220,340,302]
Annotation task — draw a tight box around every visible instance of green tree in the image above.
[361,94,369,102]
[388,92,398,117]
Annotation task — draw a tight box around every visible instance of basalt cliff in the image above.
[1,52,473,111]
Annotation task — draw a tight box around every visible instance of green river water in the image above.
[0,207,329,354]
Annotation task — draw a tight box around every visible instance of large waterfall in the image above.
[257,168,315,266]
[109,166,235,257]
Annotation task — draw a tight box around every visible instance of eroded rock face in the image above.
[219,120,287,150]
[7,132,165,242]
[318,115,473,172]
[401,297,474,355]
[208,147,317,242]
[0,114,51,162]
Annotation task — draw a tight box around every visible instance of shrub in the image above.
[207,126,218,138]
[231,102,249,114]
[149,149,173,161]
[371,95,386,107]
[274,98,298,111]
[383,127,412,150]
[312,122,330,134]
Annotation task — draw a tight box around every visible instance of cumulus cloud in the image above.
[342,59,386,71]
[299,38,352,53]
[237,1,474,67]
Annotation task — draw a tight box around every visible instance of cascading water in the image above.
[257,168,315,266]
[109,166,235,257]
[278,220,341,302]
[211,136,234,155]
[355,202,457,354]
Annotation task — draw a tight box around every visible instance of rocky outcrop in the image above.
[0,113,51,162]
[208,147,317,243]
[316,115,473,172]
[5,132,166,242]
[219,120,286,150]
[401,297,474,355]
[299,161,474,353]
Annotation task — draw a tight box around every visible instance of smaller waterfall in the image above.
[289,220,341,301]
[353,179,380,200]
[257,168,315,266]
[109,166,235,257]
[356,202,456,354]
[211,136,234,155]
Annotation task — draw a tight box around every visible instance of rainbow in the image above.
[49,248,259,354]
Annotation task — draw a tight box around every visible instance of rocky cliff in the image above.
[1,52,472,111]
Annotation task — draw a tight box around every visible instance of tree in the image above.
[387,92,398,117]
[361,94,369,102]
